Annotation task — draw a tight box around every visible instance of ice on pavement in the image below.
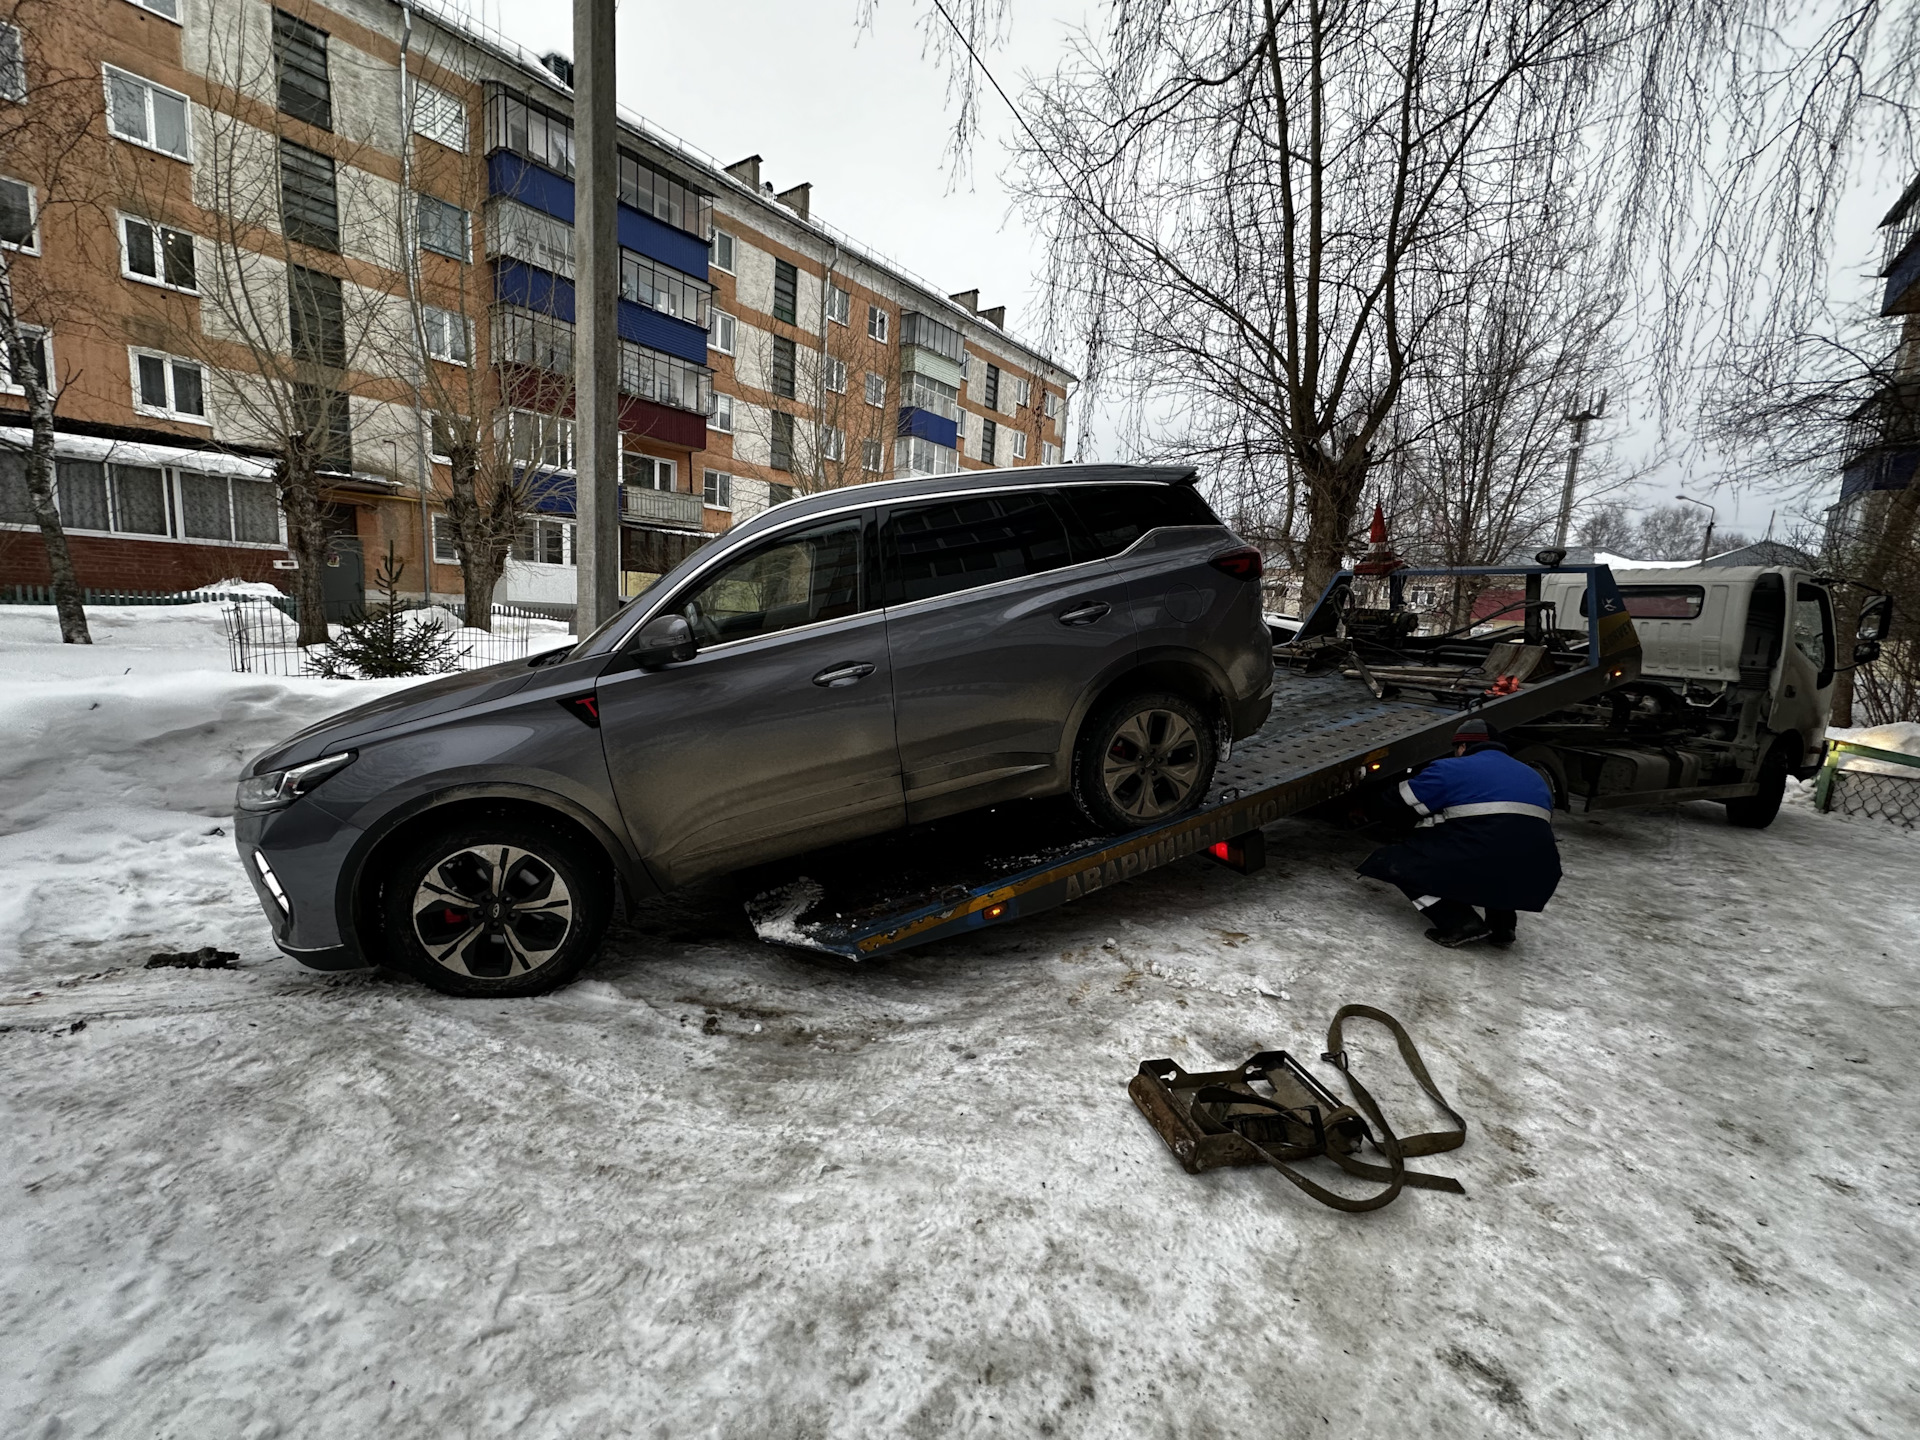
[1,604,1916,1437]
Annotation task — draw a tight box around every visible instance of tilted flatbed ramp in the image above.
[746,565,1640,960]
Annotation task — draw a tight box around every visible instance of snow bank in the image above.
[1827,722,1920,776]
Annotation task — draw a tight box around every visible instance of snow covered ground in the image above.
[1,606,1916,1438]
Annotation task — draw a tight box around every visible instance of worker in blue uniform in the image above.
[1357,718,1561,948]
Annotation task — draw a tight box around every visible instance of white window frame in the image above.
[417,194,470,261]
[710,310,736,356]
[820,424,845,462]
[1014,376,1032,408]
[0,326,50,395]
[867,305,890,343]
[824,355,848,394]
[703,468,732,511]
[622,449,677,491]
[710,227,736,274]
[128,348,209,424]
[118,0,182,22]
[827,284,851,326]
[117,213,198,292]
[102,65,192,161]
[861,438,884,473]
[1044,390,1061,421]
[0,24,24,105]
[431,513,460,563]
[710,392,734,433]
[1043,441,1061,465]
[1011,429,1028,460]
[421,305,471,364]
[0,175,39,255]
[864,371,886,408]
[410,79,468,152]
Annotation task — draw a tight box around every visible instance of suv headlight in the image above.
[237,751,356,812]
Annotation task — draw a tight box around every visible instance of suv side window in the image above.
[1056,483,1219,561]
[674,516,864,646]
[882,488,1073,605]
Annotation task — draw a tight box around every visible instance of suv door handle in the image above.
[812,661,876,688]
[1058,600,1111,626]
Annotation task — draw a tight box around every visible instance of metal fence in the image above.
[3,583,272,608]
[223,597,573,678]
[1813,740,1920,831]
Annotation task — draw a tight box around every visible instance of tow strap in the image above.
[1128,1004,1467,1213]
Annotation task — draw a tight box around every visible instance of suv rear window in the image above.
[882,490,1073,604]
[1056,483,1218,561]
[1580,584,1705,619]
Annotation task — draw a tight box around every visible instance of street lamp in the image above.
[1675,494,1716,564]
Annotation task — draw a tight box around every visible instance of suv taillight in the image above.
[1209,546,1264,581]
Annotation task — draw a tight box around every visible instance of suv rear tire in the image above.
[379,818,611,997]
[1073,691,1217,833]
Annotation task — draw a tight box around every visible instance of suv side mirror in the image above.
[1857,593,1894,643]
[630,614,697,671]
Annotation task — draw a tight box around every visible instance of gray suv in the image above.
[234,465,1273,996]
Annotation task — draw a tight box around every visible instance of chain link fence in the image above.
[223,597,573,678]
[1814,740,1920,832]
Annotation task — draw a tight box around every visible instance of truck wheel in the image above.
[1725,740,1792,830]
[1514,745,1570,812]
[1073,691,1217,833]
[379,819,611,997]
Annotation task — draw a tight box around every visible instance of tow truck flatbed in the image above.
[744,565,1641,960]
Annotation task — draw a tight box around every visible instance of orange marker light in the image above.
[984,904,1006,920]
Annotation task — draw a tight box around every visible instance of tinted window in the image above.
[883,490,1072,604]
[1057,483,1219,561]
[1580,585,1705,619]
[676,518,863,646]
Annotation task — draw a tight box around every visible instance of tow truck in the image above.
[742,561,1642,960]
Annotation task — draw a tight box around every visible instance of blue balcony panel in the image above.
[1884,240,1920,315]
[487,154,709,281]
[898,406,959,448]
[522,468,576,517]
[1840,447,1920,501]
[494,261,708,365]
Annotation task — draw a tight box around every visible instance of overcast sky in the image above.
[459,0,1899,541]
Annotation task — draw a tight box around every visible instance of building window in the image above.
[121,0,181,18]
[980,417,997,466]
[487,197,575,276]
[429,413,465,461]
[867,305,889,343]
[432,513,459,563]
[421,305,470,364]
[899,311,962,362]
[411,79,467,151]
[710,227,736,273]
[770,411,794,472]
[621,249,711,326]
[827,284,851,326]
[180,470,281,543]
[484,89,575,176]
[1,328,49,394]
[903,373,961,422]
[619,340,714,415]
[512,516,572,565]
[279,139,339,250]
[418,194,469,260]
[294,384,353,471]
[622,452,676,491]
[508,410,574,470]
[1044,390,1061,420]
[49,459,162,535]
[272,9,332,131]
[984,363,1001,411]
[1043,441,1061,465]
[288,265,346,367]
[861,439,884,473]
[703,469,732,509]
[616,149,712,239]
[0,25,23,105]
[771,335,796,399]
[824,356,847,394]
[130,350,206,421]
[864,372,886,407]
[120,215,196,291]
[820,425,845,463]
[895,435,959,477]
[493,305,575,373]
[104,66,191,160]
[1010,428,1028,460]
[1014,376,1032,408]
[0,177,38,252]
[772,259,798,325]
[709,310,737,355]
[710,392,734,433]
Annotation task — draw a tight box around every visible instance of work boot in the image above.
[1485,909,1517,947]
[1421,900,1489,948]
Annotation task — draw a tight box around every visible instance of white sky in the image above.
[459,0,1901,541]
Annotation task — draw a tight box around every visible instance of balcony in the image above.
[1881,174,1920,314]
[621,485,705,530]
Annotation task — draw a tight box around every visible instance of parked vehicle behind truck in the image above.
[1516,564,1892,828]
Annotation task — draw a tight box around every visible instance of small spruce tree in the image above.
[311,544,469,679]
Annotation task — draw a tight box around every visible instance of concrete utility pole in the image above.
[572,0,620,633]
[1551,392,1608,551]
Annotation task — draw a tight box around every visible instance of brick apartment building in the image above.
[0,0,1074,605]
